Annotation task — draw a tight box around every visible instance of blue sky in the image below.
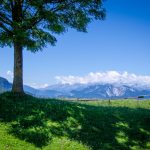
[0,0,150,88]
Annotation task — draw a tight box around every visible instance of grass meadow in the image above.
[0,92,150,150]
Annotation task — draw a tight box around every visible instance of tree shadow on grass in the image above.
[0,92,150,149]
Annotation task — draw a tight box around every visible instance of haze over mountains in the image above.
[43,83,150,99]
[1,75,150,99]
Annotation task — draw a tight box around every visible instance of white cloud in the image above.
[6,70,14,78]
[29,83,49,89]
[55,71,150,88]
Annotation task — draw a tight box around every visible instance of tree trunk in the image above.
[12,42,24,93]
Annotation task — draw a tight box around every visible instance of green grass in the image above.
[0,92,150,150]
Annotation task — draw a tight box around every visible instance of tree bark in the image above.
[12,42,24,93]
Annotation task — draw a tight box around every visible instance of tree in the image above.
[0,0,105,93]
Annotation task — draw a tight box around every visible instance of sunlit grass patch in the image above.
[44,137,90,150]
[115,131,128,144]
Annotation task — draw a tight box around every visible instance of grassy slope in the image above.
[0,92,150,150]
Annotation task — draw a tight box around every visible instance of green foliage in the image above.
[0,0,105,51]
[0,92,150,150]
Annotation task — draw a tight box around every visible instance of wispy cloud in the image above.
[6,70,14,78]
[55,71,150,88]
[29,83,49,89]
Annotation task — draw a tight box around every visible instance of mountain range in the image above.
[0,77,150,99]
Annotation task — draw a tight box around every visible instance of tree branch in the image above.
[0,21,12,34]
[0,12,12,26]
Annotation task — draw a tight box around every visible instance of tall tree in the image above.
[0,0,105,93]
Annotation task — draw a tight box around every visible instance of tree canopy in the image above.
[0,0,105,51]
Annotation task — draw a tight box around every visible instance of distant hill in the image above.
[1,77,150,99]
[0,77,37,95]
[0,77,12,93]
[69,84,150,99]
[45,83,150,99]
